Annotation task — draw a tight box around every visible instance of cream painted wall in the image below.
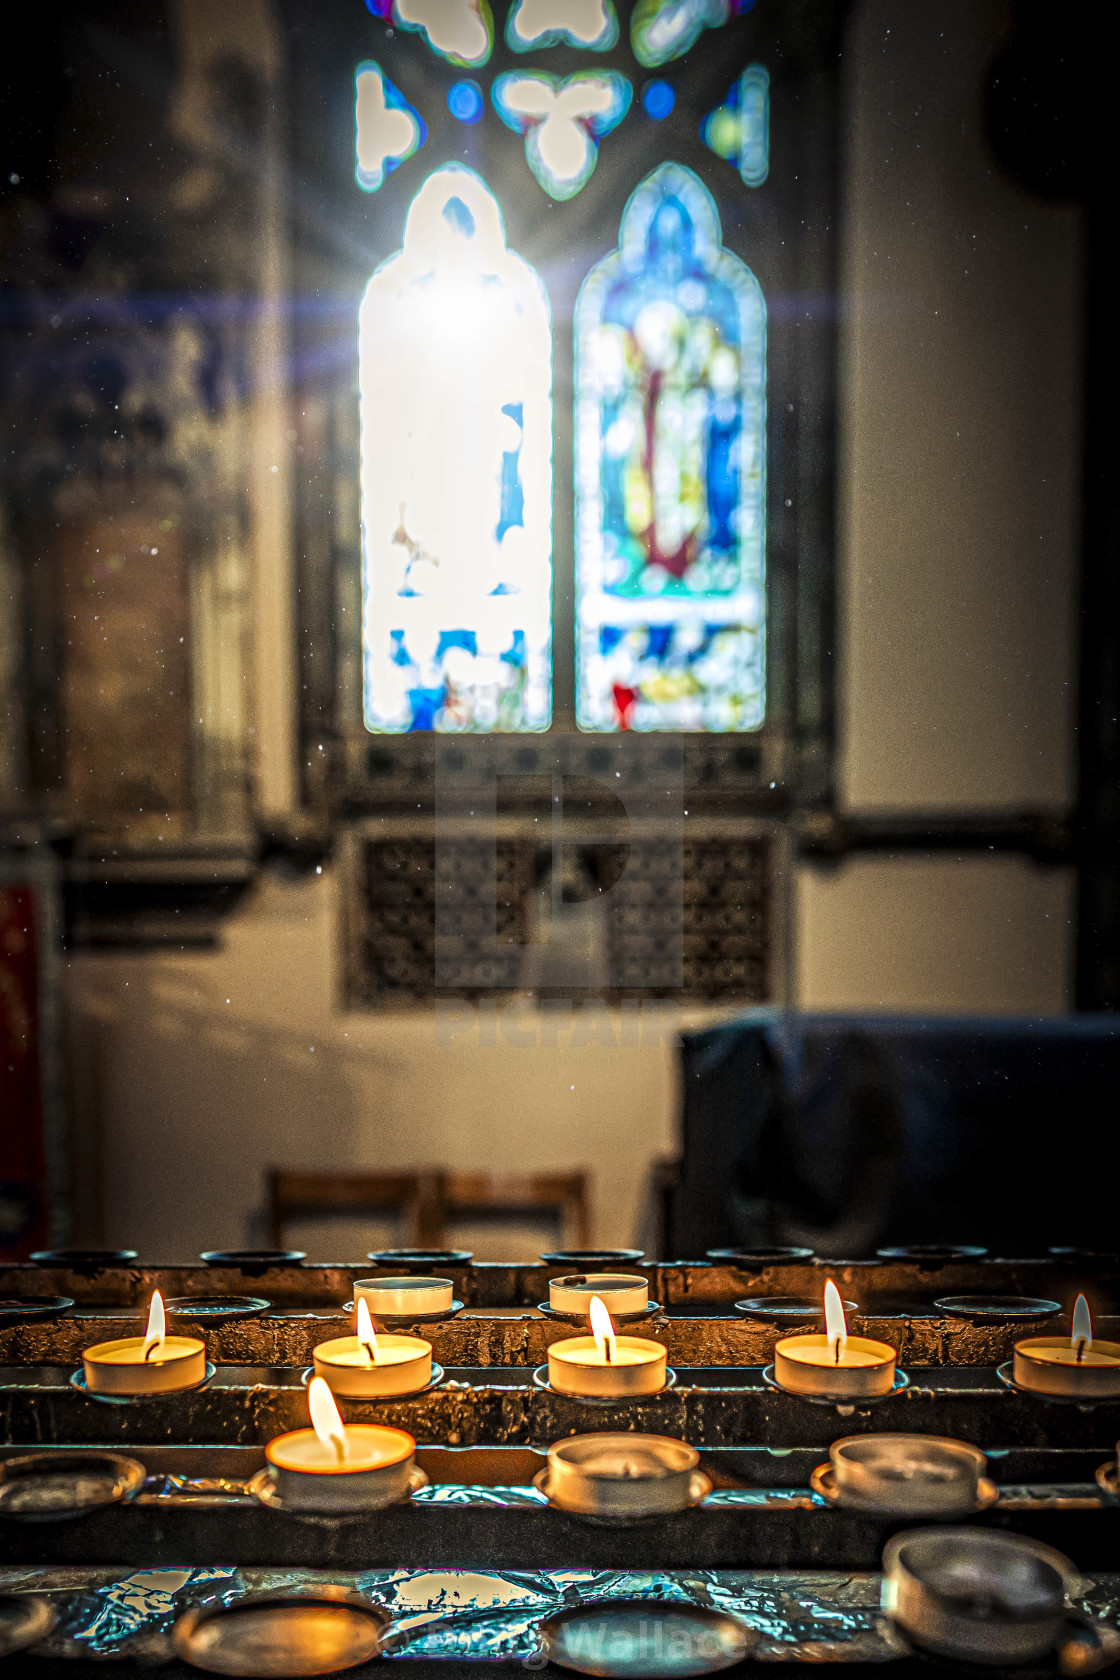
[837,0,1081,813]
[63,0,1083,1256]
[793,0,1081,1018]
[795,856,1073,1015]
[66,870,706,1257]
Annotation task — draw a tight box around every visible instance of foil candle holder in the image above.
[816,1434,992,1517]
[547,1297,667,1397]
[81,1291,206,1396]
[264,1378,420,1512]
[535,1433,711,1520]
[882,1529,1080,1665]
[549,1273,648,1317]
[774,1280,896,1399]
[313,1299,432,1398]
[1014,1294,1120,1398]
[173,1588,390,1673]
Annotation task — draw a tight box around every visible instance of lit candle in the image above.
[774,1280,897,1399]
[1013,1294,1120,1398]
[547,1296,667,1398]
[313,1298,432,1397]
[82,1291,206,1396]
[549,1273,648,1316]
[266,1377,417,1512]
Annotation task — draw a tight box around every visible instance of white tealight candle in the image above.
[1014,1294,1120,1398]
[549,1273,648,1316]
[547,1297,667,1397]
[774,1280,896,1399]
[354,1276,454,1317]
[313,1298,432,1397]
[82,1291,206,1396]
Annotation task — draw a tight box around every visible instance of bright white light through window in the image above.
[354,64,424,192]
[360,167,553,733]
[506,0,618,51]
[393,0,493,67]
[493,73,631,201]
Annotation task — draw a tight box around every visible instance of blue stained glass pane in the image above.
[574,163,766,733]
[641,80,675,119]
[447,79,484,123]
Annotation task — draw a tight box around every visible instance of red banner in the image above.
[0,884,49,1258]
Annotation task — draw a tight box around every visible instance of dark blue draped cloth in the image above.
[672,1012,1120,1258]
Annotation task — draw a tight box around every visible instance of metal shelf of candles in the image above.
[6,1361,1120,1445]
[3,1255,1120,1677]
[4,1249,1119,1309]
[1,1440,1119,1573]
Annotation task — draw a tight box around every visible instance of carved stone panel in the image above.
[346,827,771,1005]
[56,511,191,836]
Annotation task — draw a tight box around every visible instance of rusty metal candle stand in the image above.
[2,1255,1120,1669]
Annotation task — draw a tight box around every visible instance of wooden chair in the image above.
[266,1169,445,1251]
[439,1171,591,1251]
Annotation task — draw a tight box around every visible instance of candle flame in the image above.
[823,1280,848,1363]
[589,1295,616,1364]
[356,1297,379,1367]
[1072,1293,1092,1362]
[141,1291,166,1362]
[308,1376,348,1464]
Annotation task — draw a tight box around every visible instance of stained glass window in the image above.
[506,0,619,52]
[574,163,766,732]
[366,0,494,69]
[359,166,553,732]
[631,0,745,67]
[354,64,425,192]
[702,65,769,187]
[492,73,631,201]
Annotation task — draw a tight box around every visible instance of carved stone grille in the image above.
[356,836,533,1002]
[348,830,771,1005]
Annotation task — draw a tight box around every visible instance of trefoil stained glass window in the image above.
[574,162,766,732]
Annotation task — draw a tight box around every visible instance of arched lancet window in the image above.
[359,165,553,732]
[574,162,766,732]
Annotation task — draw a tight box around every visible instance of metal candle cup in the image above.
[774,1332,896,1398]
[82,1290,207,1396]
[264,1423,417,1513]
[1013,1336,1120,1397]
[882,1529,1079,1665]
[540,1433,709,1518]
[81,1335,205,1395]
[1013,1293,1120,1397]
[548,1337,667,1397]
[831,1434,987,1516]
[774,1278,896,1398]
[312,1333,431,1397]
[354,1276,454,1317]
[549,1273,648,1316]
